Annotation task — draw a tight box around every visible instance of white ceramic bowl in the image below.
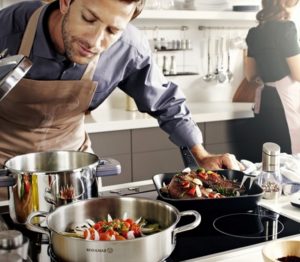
[262,240,300,262]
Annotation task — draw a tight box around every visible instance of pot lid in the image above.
[0,53,32,101]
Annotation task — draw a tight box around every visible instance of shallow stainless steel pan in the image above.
[0,54,32,101]
[27,197,201,262]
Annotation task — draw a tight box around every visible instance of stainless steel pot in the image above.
[0,151,121,224]
[27,197,201,262]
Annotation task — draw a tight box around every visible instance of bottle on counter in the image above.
[125,95,138,111]
[258,142,282,201]
[169,55,177,75]
[162,55,169,75]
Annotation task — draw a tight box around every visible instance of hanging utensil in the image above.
[226,37,233,81]
[203,37,214,81]
[0,54,32,101]
[216,37,227,83]
[213,38,220,79]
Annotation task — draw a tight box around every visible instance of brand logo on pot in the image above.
[86,248,113,254]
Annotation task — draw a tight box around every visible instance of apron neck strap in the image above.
[18,5,44,57]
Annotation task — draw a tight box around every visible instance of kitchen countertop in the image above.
[100,181,300,262]
[84,102,254,133]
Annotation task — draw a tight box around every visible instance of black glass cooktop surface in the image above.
[1,191,300,262]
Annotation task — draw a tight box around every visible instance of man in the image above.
[0,0,243,170]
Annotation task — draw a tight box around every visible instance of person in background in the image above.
[245,0,300,155]
[0,0,243,170]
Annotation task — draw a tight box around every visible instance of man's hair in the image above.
[67,0,145,20]
[120,0,145,20]
[257,0,299,23]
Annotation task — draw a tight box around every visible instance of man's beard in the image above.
[61,10,97,64]
[62,10,76,62]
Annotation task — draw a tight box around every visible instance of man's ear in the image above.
[59,0,72,15]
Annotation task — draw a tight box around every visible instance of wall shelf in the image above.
[138,10,257,21]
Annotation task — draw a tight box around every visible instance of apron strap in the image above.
[18,6,44,57]
[81,53,100,80]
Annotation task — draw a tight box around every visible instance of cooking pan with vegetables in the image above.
[152,169,263,213]
[26,196,201,262]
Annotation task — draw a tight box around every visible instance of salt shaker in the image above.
[258,142,282,200]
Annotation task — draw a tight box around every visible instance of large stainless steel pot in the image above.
[0,151,121,224]
[27,197,201,262]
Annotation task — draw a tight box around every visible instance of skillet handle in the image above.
[172,210,201,244]
[26,211,50,238]
[95,158,121,177]
[0,169,15,187]
[179,146,199,170]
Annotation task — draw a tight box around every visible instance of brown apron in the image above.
[0,6,98,165]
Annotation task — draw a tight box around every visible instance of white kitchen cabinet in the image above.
[131,127,184,181]
[89,131,132,186]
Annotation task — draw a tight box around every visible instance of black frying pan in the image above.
[151,147,263,213]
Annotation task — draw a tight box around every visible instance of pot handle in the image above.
[0,169,15,187]
[26,211,51,238]
[96,158,121,177]
[172,210,201,240]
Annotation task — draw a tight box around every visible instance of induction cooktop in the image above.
[1,189,300,262]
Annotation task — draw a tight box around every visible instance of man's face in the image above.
[60,0,136,64]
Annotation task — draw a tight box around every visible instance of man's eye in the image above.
[82,15,95,23]
[107,28,118,35]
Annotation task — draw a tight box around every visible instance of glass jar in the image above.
[258,142,282,200]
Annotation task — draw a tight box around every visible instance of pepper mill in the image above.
[258,142,282,200]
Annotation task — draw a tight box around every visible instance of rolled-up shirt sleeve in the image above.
[118,49,203,148]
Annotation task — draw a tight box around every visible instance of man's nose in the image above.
[91,26,106,49]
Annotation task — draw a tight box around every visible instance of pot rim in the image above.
[4,150,99,174]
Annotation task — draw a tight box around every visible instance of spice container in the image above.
[258,142,282,200]
[126,95,138,111]
[0,230,29,260]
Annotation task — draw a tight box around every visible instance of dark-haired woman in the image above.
[245,0,300,154]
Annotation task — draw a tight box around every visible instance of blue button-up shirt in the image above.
[0,1,203,148]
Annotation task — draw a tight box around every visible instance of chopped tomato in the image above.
[187,186,196,196]
[209,172,220,182]
[125,218,134,225]
[131,223,141,237]
[99,232,111,241]
[94,222,104,231]
[181,180,190,188]
[115,235,126,241]
[208,192,222,199]
[197,172,208,180]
